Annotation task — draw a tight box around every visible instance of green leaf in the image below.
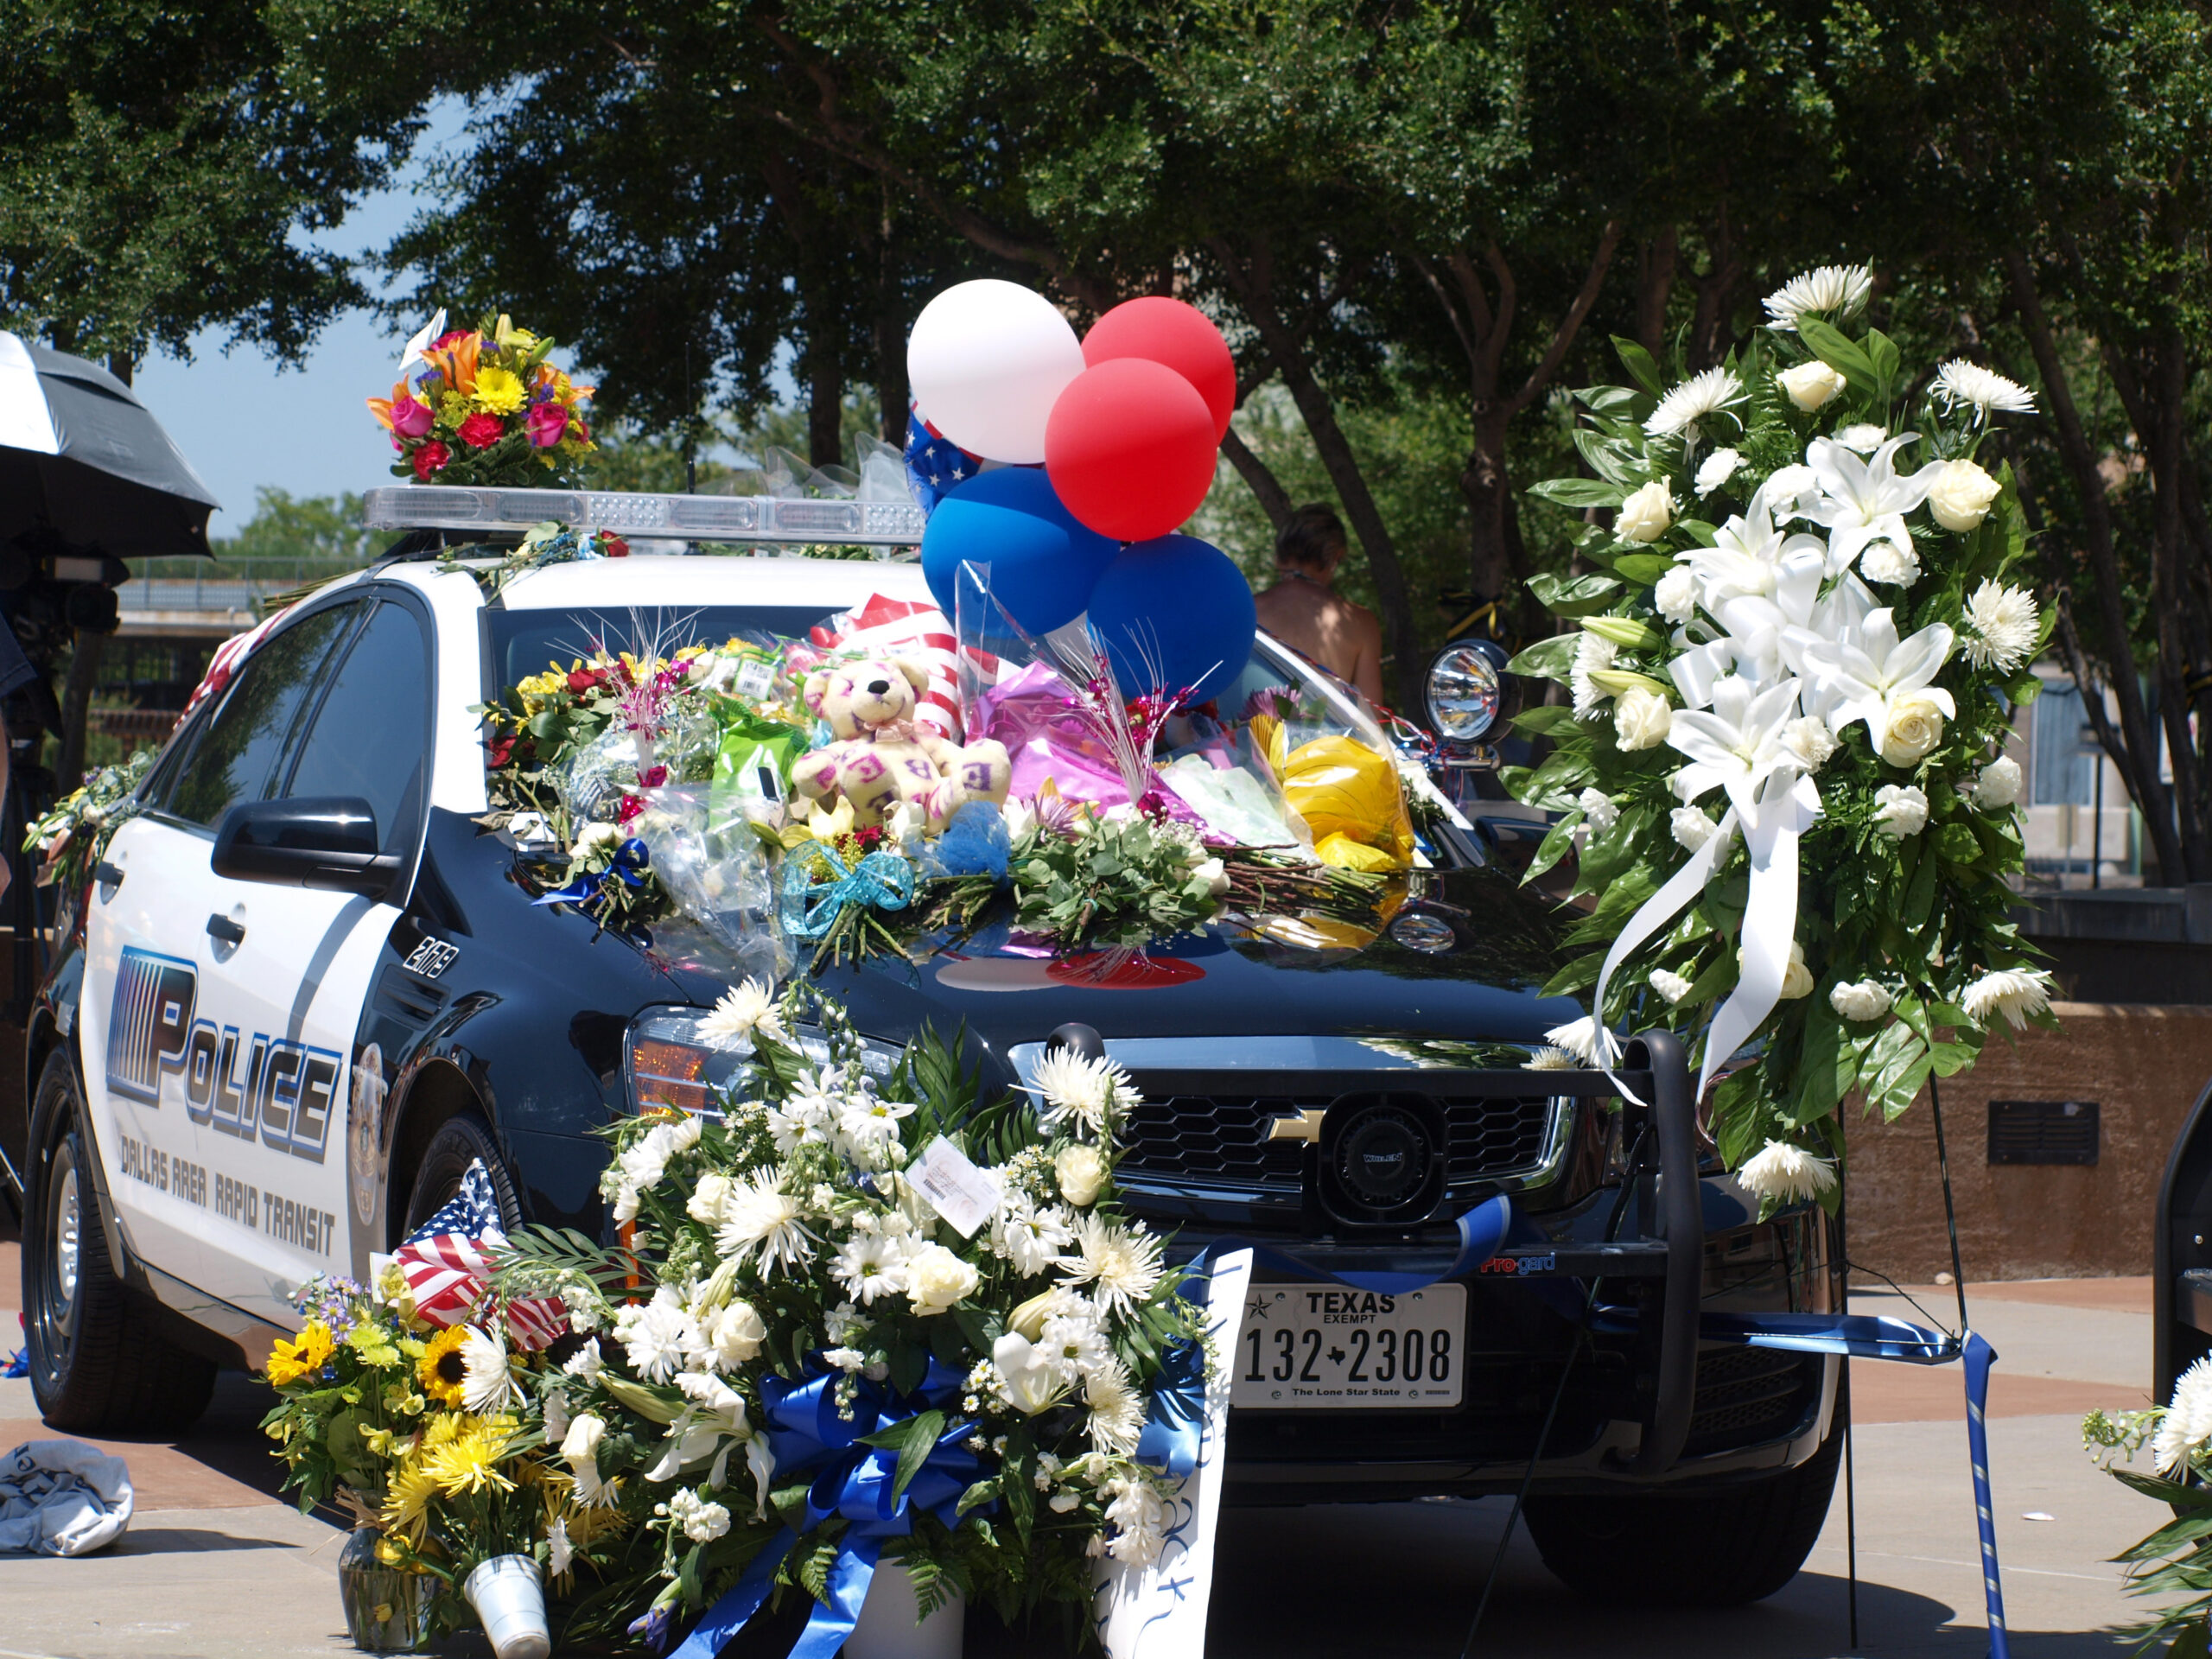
[1611,335,1665,396]
[1510,704,1583,739]
[893,1409,944,1502]
[1528,475,1628,510]
[1864,328,1902,391]
[1506,633,1580,682]
[1936,823,1981,866]
[1611,553,1675,585]
[1522,814,1582,883]
[1570,427,1643,490]
[1527,571,1623,617]
[1797,317,1881,395]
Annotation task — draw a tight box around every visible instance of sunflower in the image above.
[381,1459,441,1546]
[416,1325,471,1408]
[267,1320,335,1387]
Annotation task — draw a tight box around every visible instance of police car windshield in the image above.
[486,606,832,696]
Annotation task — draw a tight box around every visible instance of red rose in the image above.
[853,824,885,851]
[487,734,517,766]
[568,667,605,695]
[457,411,505,449]
[639,766,668,788]
[603,535,630,558]
[411,441,450,480]
[431,328,471,349]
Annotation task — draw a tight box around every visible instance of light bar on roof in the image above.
[360,485,927,545]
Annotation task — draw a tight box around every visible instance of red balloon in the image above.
[1045,359,1219,543]
[1082,297,1236,439]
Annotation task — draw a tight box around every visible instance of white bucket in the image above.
[844,1557,964,1659]
[462,1554,551,1659]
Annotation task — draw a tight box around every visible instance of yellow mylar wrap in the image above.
[1254,720,1415,871]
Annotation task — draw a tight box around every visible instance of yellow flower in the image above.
[381,1459,441,1545]
[472,365,525,415]
[423,1421,514,1498]
[421,1408,468,1449]
[805,798,856,844]
[416,1325,471,1408]
[438,390,474,426]
[346,1321,399,1369]
[493,315,538,352]
[267,1320,335,1387]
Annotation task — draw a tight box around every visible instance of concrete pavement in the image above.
[0,1218,2183,1655]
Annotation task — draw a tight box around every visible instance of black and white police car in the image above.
[5,485,1846,1607]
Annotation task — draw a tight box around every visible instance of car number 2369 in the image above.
[1230,1283,1466,1410]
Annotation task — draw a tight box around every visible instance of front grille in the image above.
[1119,1088,1558,1195]
[1681,1344,1817,1458]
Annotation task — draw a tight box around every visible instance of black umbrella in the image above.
[0,330,219,560]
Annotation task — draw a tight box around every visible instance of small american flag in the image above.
[903,408,976,514]
[394,1160,566,1351]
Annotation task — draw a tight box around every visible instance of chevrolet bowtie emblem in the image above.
[1266,1109,1328,1143]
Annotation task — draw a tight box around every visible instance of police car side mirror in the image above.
[211,797,403,898]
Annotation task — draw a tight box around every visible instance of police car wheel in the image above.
[401,1114,524,1240]
[1520,1370,1847,1606]
[23,1053,216,1435]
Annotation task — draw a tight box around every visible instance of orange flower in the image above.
[423,332,481,397]
[365,378,410,431]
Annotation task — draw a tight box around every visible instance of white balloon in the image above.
[906,280,1084,465]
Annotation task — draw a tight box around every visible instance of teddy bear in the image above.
[788,656,1013,831]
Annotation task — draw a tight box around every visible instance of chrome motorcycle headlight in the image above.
[1425,641,1504,744]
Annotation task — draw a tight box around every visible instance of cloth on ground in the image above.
[0,1438,134,1555]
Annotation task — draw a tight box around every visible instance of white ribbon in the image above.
[1695,771,1821,1105]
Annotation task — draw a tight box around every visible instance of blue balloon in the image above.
[920,468,1119,638]
[1084,535,1257,705]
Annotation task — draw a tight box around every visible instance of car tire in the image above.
[1521,1370,1847,1606]
[401,1113,524,1238]
[22,1053,216,1435]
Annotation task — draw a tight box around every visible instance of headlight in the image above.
[624,1007,900,1115]
[1425,640,1506,744]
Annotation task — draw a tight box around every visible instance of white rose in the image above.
[1616,480,1675,543]
[1928,458,2002,532]
[1693,448,1742,496]
[905,1243,981,1315]
[992,1333,1066,1415]
[1872,783,1929,838]
[1973,754,2024,809]
[1858,537,1922,587]
[1055,1145,1108,1208]
[705,1299,766,1367]
[1189,856,1230,899]
[1739,940,1815,1000]
[1613,686,1673,751]
[688,1173,733,1224]
[561,1412,607,1470]
[1577,787,1619,836]
[1777,360,1846,411]
[573,822,623,858]
[1670,806,1718,852]
[1652,566,1700,624]
[1878,696,1946,768]
[1649,968,1694,1005]
[1830,979,1893,1022]
[1779,716,1839,772]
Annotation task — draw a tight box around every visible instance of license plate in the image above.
[1230,1282,1465,1409]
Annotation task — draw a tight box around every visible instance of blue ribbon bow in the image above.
[778,844,915,940]
[668,1359,982,1659]
[533,836,651,909]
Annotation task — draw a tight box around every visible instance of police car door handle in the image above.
[95,860,124,888]
[206,914,245,946]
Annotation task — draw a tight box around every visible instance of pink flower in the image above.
[390,396,435,439]
[457,411,505,449]
[618,794,645,825]
[527,402,569,448]
[639,766,668,788]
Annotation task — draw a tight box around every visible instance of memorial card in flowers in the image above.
[1506,264,2057,1205]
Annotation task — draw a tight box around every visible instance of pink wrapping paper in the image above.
[977,662,1203,825]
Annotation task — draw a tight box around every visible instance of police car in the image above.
[6,486,1846,1607]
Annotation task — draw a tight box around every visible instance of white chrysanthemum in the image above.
[1961,968,2056,1030]
[1645,367,1745,440]
[1829,979,1893,1022]
[832,1231,910,1306]
[1932,359,2037,422]
[1042,1309,1114,1382]
[1961,580,2037,671]
[1649,968,1694,1006]
[1577,787,1619,836]
[1522,1046,1577,1071]
[2157,1357,2212,1473]
[1780,716,1840,773]
[1103,1472,1168,1564]
[1571,632,1618,719]
[1872,784,1929,839]
[1085,1364,1148,1460]
[1694,448,1743,496]
[1061,1214,1164,1318]
[670,1488,731,1544]
[460,1326,518,1414]
[622,1290,697,1384]
[1834,423,1888,454]
[1973,756,2024,810]
[1736,1139,1839,1204]
[1028,1049,1135,1140]
[1544,1015,1613,1067]
[1667,805,1714,853]
[1763,462,1818,513]
[715,1171,817,1274]
[699,977,785,1046]
[1764,264,1873,332]
[1654,565,1700,624]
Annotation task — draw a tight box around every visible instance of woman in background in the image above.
[1252,503,1384,707]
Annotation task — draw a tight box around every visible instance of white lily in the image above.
[645,1371,752,1485]
[1685,474,1831,611]
[1799,607,1957,753]
[1796,435,1947,577]
[1664,675,1806,820]
[398,308,448,375]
